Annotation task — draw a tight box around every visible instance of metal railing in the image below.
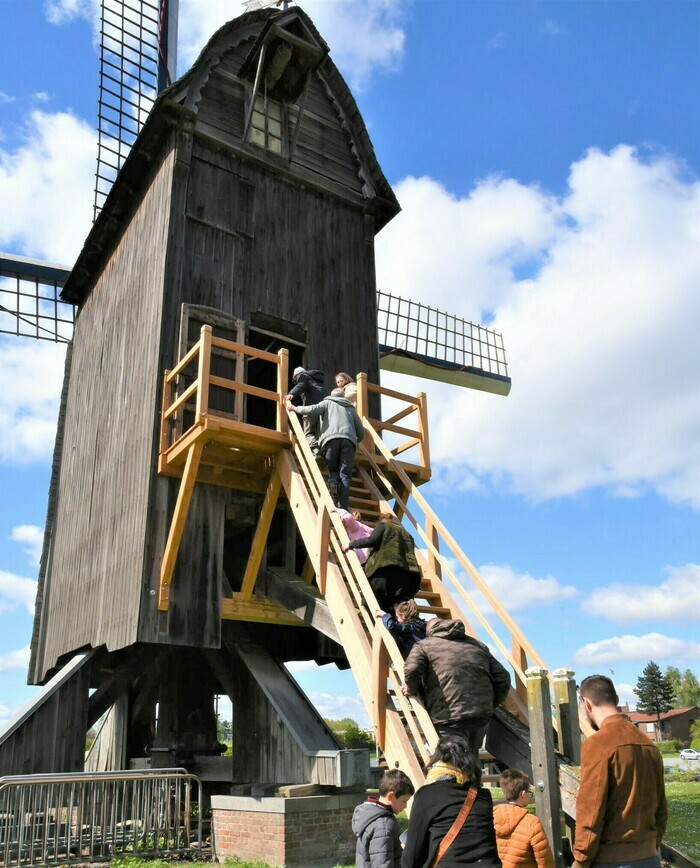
[0,768,201,866]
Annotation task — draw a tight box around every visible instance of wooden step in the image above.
[417,605,451,616]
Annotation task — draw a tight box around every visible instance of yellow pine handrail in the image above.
[359,420,549,695]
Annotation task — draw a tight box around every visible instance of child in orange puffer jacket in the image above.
[493,769,554,868]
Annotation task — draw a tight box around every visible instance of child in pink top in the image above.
[337,509,373,564]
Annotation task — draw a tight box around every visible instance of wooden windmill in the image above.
[0,4,584,846]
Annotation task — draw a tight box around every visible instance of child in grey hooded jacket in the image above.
[352,769,414,868]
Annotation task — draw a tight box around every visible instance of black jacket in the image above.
[402,781,501,868]
[403,619,511,724]
[288,369,327,405]
[381,612,426,658]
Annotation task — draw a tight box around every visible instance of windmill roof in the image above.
[62,5,399,304]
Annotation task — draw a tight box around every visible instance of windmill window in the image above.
[250,94,284,155]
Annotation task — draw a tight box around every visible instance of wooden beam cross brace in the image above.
[240,467,282,601]
[158,440,204,611]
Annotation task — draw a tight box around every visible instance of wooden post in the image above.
[160,371,172,453]
[426,517,441,579]
[316,505,330,595]
[371,627,389,748]
[240,469,282,601]
[417,391,430,471]
[554,668,580,851]
[195,325,212,421]
[512,638,529,708]
[527,666,564,868]
[158,440,204,611]
[356,372,368,443]
[277,347,289,433]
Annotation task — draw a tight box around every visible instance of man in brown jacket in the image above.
[574,675,668,868]
[402,618,511,754]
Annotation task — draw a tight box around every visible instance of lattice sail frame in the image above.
[0,256,75,343]
[376,289,509,380]
[94,0,178,218]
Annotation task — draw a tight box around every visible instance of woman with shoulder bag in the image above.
[402,734,501,868]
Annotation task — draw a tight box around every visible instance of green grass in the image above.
[665,781,700,861]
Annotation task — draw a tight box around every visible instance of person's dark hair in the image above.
[579,674,619,707]
[379,768,414,798]
[428,734,481,786]
[499,768,531,802]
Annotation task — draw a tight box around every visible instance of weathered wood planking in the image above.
[32,6,393,683]
[0,653,91,774]
[32,150,176,681]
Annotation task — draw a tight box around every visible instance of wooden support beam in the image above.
[277,347,289,433]
[554,668,581,851]
[221,591,309,627]
[527,667,564,868]
[417,391,430,470]
[263,566,340,643]
[512,638,529,708]
[160,370,172,454]
[426,517,441,579]
[316,505,330,595]
[240,468,282,601]
[195,324,212,420]
[158,440,204,611]
[371,628,390,747]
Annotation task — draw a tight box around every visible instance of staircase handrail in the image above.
[358,419,548,693]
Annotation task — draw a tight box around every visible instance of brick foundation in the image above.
[211,793,366,867]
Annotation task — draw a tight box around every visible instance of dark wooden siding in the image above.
[0,654,90,774]
[33,149,175,681]
[195,40,364,198]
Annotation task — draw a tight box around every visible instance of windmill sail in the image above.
[94,0,178,218]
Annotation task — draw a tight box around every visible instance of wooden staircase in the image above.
[272,408,542,786]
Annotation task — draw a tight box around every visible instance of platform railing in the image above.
[0,769,201,866]
[159,324,431,478]
[160,324,289,452]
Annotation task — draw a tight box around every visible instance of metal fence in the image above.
[0,768,201,866]
[377,289,509,379]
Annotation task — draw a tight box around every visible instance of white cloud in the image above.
[11,525,45,566]
[0,645,31,672]
[285,660,323,674]
[0,110,95,263]
[582,563,700,623]
[0,571,38,614]
[0,91,15,105]
[45,0,407,91]
[177,0,407,90]
[377,146,700,508]
[541,19,567,37]
[0,338,67,464]
[478,563,576,611]
[615,682,637,710]
[486,31,508,51]
[307,691,371,728]
[574,632,700,666]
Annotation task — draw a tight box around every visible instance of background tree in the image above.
[635,660,675,738]
[665,666,700,708]
[216,714,233,744]
[324,717,374,750]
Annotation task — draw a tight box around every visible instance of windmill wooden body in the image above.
[0,14,581,862]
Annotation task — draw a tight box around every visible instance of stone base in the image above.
[211,792,366,867]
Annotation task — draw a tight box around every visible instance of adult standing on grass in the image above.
[573,674,668,868]
[402,734,501,868]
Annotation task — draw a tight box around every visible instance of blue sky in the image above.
[0,0,698,729]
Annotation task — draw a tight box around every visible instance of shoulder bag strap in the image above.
[430,786,478,868]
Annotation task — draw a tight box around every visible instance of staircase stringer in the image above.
[277,422,438,779]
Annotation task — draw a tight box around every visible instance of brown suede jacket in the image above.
[573,714,668,868]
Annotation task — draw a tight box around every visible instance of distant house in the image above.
[627,706,700,744]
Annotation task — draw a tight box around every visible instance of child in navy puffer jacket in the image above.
[380,599,426,658]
